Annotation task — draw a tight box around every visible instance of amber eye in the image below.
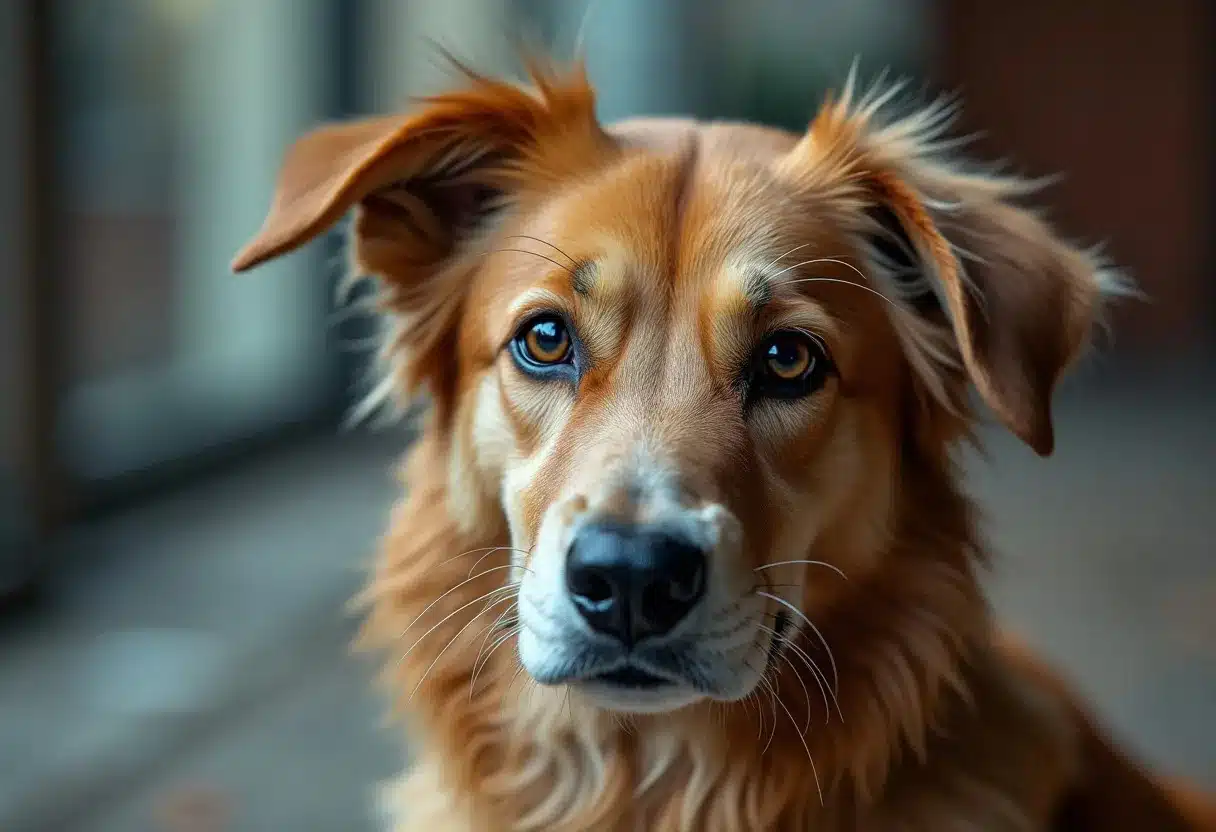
[753,331,831,399]
[764,335,812,380]
[518,315,572,366]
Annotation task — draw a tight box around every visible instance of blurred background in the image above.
[0,1,1212,829]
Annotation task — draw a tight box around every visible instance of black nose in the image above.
[565,522,707,646]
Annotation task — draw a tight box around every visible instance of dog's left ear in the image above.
[785,92,1121,456]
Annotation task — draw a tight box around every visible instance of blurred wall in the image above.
[0,1,31,573]
[938,0,1214,351]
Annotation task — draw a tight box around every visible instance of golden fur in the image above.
[233,61,1214,831]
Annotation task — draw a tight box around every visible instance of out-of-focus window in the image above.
[360,0,516,112]
[52,0,340,483]
[533,0,932,127]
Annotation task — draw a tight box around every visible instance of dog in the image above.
[232,59,1215,830]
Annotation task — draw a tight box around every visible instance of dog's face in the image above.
[234,66,1111,715]
[472,132,911,713]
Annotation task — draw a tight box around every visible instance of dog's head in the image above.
[235,63,1115,715]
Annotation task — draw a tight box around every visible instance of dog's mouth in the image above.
[589,666,672,690]
[583,611,790,693]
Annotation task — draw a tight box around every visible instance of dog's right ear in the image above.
[231,61,608,275]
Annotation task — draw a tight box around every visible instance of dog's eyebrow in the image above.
[712,261,775,317]
[571,261,597,296]
[740,268,773,309]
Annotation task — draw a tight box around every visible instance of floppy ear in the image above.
[232,62,606,274]
[231,61,608,413]
[789,89,1121,456]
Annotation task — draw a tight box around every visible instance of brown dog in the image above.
[233,60,1215,831]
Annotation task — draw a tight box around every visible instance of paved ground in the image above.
[2,366,1214,831]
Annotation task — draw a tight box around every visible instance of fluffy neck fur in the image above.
[357,415,990,831]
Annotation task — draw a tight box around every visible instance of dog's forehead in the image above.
[516,119,833,310]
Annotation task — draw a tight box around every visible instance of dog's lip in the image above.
[587,666,672,689]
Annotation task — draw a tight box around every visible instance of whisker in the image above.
[772,685,825,806]
[504,235,579,268]
[436,545,531,569]
[469,625,522,698]
[758,623,817,734]
[469,603,520,699]
[769,257,868,282]
[785,276,907,313]
[467,544,533,578]
[490,248,577,276]
[741,660,767,745]
[408,607,518,703]
[507,661,538,713]
[397,564,523,641]
[504,659,537,716]
[762,243,813,273]
[762,675,780,755]
[768,256,928,322]
[506,661,528,697]
[761,610,841,723]
[396,581,518,666]
[757,591,840,695]
[469,605,519,681]
[754,560,849,581]
[787,631,838,723]
[780,650,821,735]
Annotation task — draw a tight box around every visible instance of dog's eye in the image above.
[753,331,831,399]
[516,315,572,366]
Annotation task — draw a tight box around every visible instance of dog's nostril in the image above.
[570,568,614,607]
[636,537,706,636]
[667,562,704,604]
[642,564,703,613]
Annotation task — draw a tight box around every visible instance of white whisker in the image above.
[740,662,766,744]
[469,603,520,699]
[760,621,838,725]
[758,624,817,734]
[772,686,824,806]
[762,243,813,273]
[469,626,522,699]
[396,581,518,667]
[435,545,530,569]
[759,673,780,754]
[408,604,518,703]
[785,276,905,312]
[755,560,849,581]
[467,545,533,578]
[769,256,868,282]
[758,591,840,695]
[396,564,522,641]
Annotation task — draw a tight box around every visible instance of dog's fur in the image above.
[233,61,1215,831]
